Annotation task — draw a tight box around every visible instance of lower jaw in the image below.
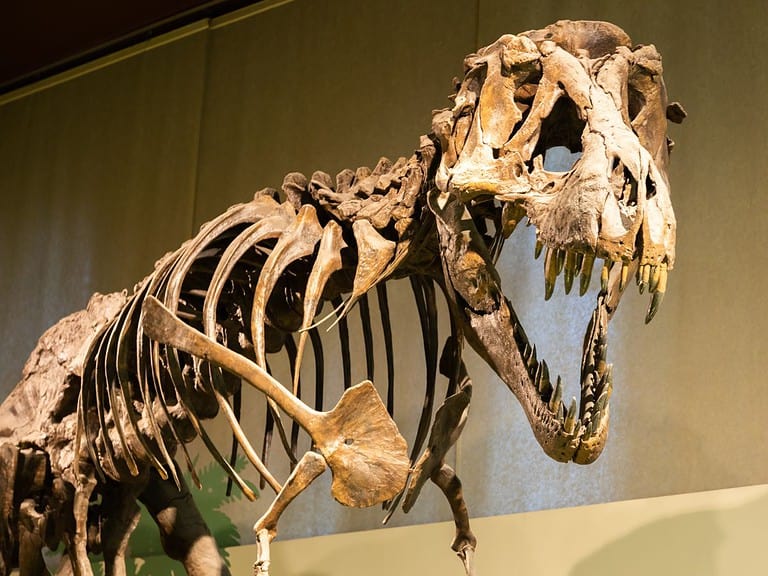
[507,288,614,464]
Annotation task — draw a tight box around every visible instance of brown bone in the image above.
[141,295,409,508]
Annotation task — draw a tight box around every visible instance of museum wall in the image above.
[1,0,767,565]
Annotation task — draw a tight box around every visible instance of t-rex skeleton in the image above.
[0,20,684,576]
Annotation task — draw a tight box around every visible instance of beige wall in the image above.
[1,0,766,560]
[221,483,768,575]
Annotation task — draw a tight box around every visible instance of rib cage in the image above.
[76,143,455,507]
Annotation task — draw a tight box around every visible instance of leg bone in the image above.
[253,451,327,576]
[431,463,477,576]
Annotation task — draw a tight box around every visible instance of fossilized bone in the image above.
[0,20,683,576]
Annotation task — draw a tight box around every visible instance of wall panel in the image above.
[0,28,209,396]
[0,0,766,567]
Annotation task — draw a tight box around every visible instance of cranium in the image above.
[430,20,685,464]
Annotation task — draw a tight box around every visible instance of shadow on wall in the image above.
[570,491,768,576]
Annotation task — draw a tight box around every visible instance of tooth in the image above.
[579,253,595,296]
[619,262,629,291]
[649,265,661,293]
[544,248,558,300]
[564,397,578,432]
[535,239,544,259]
[657,262,668,293]
[534,362,542,386]
[555,249,565,275]
[563,251,577,294]
[645,290,664,324]
[598,342,607,365]
[549,376,563,412]
[596,389,609,411]
[557,402,565,420]
[527,344,538,370]
[583,372,595,396]
[600,260,613,293]
[641,263,651,289]
[538,360,551,394]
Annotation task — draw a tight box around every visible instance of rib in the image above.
[117,286,172,481]
[293,221,345,394]
[376,283,396,416]
[284,334,301,466]
[250,205,323,368]
[332,295,352,390]
[93,328,119,478]
[309,328,324,412]
[359,293,375,382]
[409,276,438,463]
[103,302,141,477]
[160,342,256,500]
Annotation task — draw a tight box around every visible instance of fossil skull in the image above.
[431,21,684,464]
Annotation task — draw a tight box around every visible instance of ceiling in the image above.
[0,0,263,95]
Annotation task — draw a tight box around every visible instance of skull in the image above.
[430,21,684,463]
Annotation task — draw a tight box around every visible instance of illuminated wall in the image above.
[1,0,766,565]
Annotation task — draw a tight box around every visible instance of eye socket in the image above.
[531,96,586,171]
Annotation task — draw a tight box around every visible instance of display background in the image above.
[1,0,766,563]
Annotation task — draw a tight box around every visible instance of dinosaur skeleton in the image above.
[0,20,683,576]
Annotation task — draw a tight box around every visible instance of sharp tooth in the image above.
[641,263,651,289]
[535,239,544,259]
[657,262,668,293]
[564,397,578,433]
[555,249,565,275]
[600,260,613,293]
[645,290,664,324]
[563,251,576,294]
[538,360,551,394]
[619,262,629,291]
[596,389,609,411]
[649,264,661,293]
[583,372,595,396]
[557,401,565,420]
[549,376,563,412]
[527,344,538,370]
[544,248,557,300]
[579,253,595,296]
